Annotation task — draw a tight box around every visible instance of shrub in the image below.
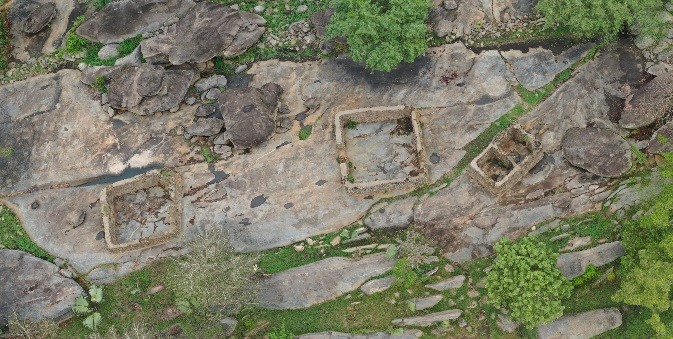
[298,125,313,140]
[395,230,435,269]
[3,313,59,339]
[391,258,418,288]
[327,0,431,72]
[485,237,572,329]
[166,231,259,316]
[267,323,294,339]
[613,153,673,336]
[536,0,667,40]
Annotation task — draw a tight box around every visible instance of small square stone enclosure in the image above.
[335,105,428,195]
[100,169,183,252]
[468,124,543,195]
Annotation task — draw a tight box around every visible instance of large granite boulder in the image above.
[556,241,626,279]
[258,253,395,309]
[620,72,673,129]
[76,0,195,44]
[140,2,266,65]
[537,308,622,339]
[0,250,84,327]
[218,83,282,148]
[9,0,78,61]
[561,127,632,178]
[107,64,194,115]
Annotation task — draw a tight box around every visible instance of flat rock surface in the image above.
[409,295,443,311]
[140,2,265,64]
[620,72,673,129]
[360,276,395,295]
[365,197,416,231]
[391,309,462,327]
[299,330,423,339]
[258,253,395,309]
[556,241,626,279]
[561,127,632,178]
[425,275,465,291]
[9,0,79,61]
[501,43,595,91]
[0,249,84,327]
[537,308,622,339]
[647,120,673,154]
[76,0,195,44]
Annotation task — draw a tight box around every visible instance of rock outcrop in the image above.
[0,249,84,327]
[561,127,632,178]
[107,64,194,115]
[537,308,622,339]
[259,253,395,309]
[140,2,266,65]
[76,0,195,44]
[556,241,626,279]
[620,72,673,129]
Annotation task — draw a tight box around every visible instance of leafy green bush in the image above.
[571,264,600,287]
[165,231,259,316]
[485,237,572,328]
[613,153,673,336]
[536,0,667,40]
[327,0,431,72]
[391,258,418,288]
[72,285,104,331]
[298,125,313,140]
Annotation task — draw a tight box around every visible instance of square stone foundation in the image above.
[335,105,428,195]
[100,169,183,252]
[468,124,543,195]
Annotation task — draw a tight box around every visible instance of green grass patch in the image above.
[62,15,115,67]
[200,146,217,163]
[298,125,313,140]
[0,145,13,157]
[0,9,10,72]
[0,205,53,261]
[213,56,236,75]
[89,0,113,10]
[117,34,143,57]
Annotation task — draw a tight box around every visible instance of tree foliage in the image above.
[614,153,673,336]
[486,237,572,329]
[536,0,667,39]
[327,0,431,72]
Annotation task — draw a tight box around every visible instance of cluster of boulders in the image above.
[634,3,673,76]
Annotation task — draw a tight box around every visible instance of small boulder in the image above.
[408,295,443,311]
[185,118,225,137]
[360,276,395,295]
[561,127,632,178]
[425,275,465,291]
[556,241,626,279]
[23,2,56,34]
[65,209,86,228]
[392,310,462,327]
[219,317,237,337]
[195,75,228,92]
[98,44,120,60]
[218,83,283,148]
[365,197,415,231]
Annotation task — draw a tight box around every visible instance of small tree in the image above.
[536,0,666,40]
[486,237,572,329]
[327,0,431,72]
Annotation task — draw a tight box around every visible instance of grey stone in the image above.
[235,64,248,74]
[391,309,462,327]
[562,127,632,178]
[259,253,395,309]
[409,295,443,311]
[298,330,423,339]
[77,0,195,44]
[218,84,281,148]
[214,132,231,145]
[648,120,673,154]
[202,88,221,101]
[310,8,334,38]
[195,75,228,92]
[0,250,84,327]
[497,313,519,333]
[214,145,232,157]
[254,5,265,13]
[140,3,266,65]
[185,97,197,105]
[635,35,655,50]
[365,197,416,231]
[66,209,86,228]
[537,308,622,339]
[23,2,56,34]
[296,5,308,13]
[425,275,465,291]
[620,72,673,129]
[185,118,224,137]
[561,236,591,251]
[502,43,595,91]
[219,317,237,337]
[98,44,120,60]
[107,64,194,115]
[444,0,458,10]
[360,276,395,295]
[196,104,218,117]
[556,241,626,279]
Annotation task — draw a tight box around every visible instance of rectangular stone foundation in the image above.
[100,169,183,252]
[468,124,543,195]
[335,105,428,195]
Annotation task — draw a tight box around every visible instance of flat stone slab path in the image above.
[537,308,622,339]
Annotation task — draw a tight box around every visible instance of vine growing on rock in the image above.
[326,0,430,72]
[485,236,572,328]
